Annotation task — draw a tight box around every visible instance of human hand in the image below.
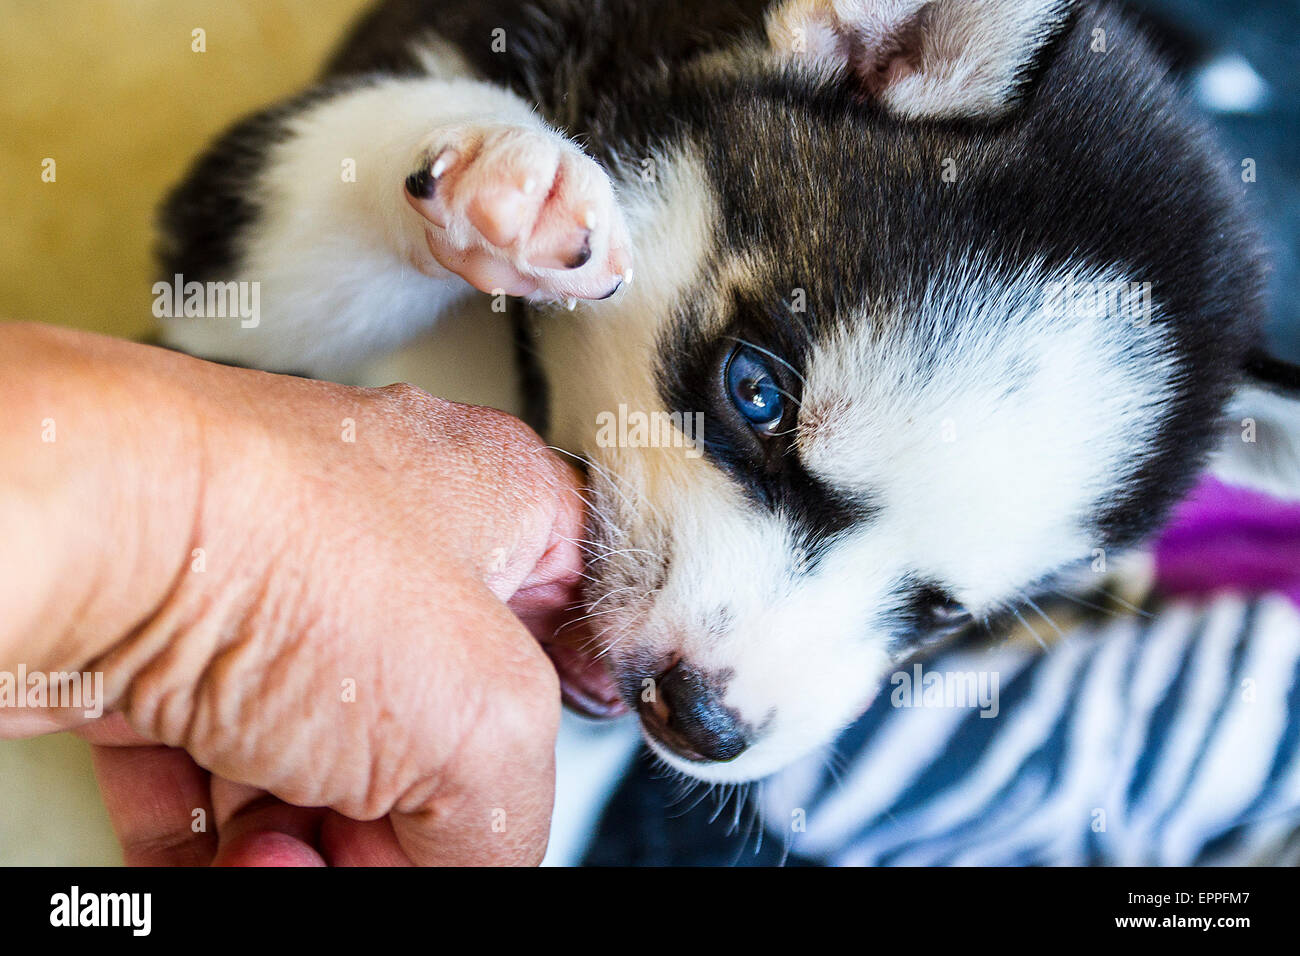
[0,325,601,865]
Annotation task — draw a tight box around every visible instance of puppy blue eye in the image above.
[726,347,785,434]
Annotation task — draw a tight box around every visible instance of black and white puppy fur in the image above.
[158,0,1300,783]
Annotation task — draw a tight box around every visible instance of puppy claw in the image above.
[405,148,457,201]
[567,235,593,270]
[430,150,455,180]
[405,167,436,201]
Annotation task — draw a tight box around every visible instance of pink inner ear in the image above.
[872,54,917,94]
[844,4,932,99]
[852,43,921,98]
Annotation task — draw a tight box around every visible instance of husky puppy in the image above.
[158,0,1300,783]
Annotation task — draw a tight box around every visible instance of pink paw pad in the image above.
[404,126,631,303]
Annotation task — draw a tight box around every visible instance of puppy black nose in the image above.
[637,661,750,762]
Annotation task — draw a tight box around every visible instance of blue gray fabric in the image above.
[1125,0,1300,361]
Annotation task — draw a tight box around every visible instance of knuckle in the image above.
[461,403,547,457]
[376,381,445,418]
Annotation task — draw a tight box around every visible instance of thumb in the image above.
[506,457,591,647]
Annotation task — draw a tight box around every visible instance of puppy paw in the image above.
[404,125,631,303]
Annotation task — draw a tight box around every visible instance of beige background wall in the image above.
[0,0,372,339]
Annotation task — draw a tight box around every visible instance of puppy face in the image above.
[539,0,1281,781]
[546,250,1186,782]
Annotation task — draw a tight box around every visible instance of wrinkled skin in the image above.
[0,322,591,865]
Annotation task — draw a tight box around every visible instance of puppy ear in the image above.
[1209,352,1300,502]
[766,0,1076,120]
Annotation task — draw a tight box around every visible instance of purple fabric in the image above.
[1153,478,1300,608]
